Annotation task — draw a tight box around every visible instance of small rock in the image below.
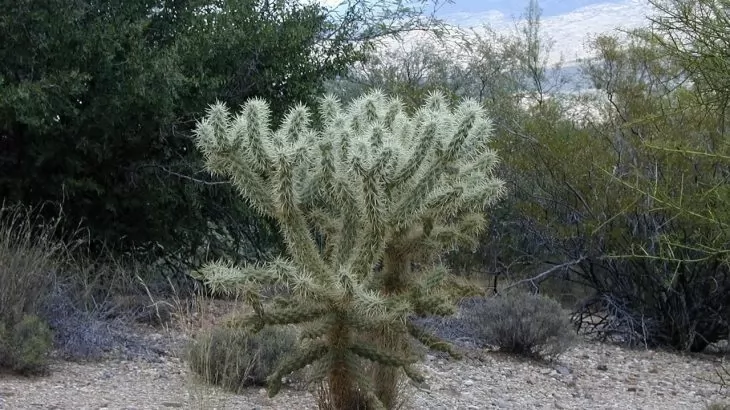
[597,364,608,371]
[627,387,637,392]
[555,365,572,375]
[412,380,431,391]
[492,399,509,408]
[464,379,475,386]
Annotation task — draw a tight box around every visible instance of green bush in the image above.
[0,314,54,375]
[187,325,298,393]
[464,292,577,360]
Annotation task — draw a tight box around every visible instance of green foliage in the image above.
[327,37,467,110]
[564,33,730,351]
[643,0,730,112]
[456,14,730,352]
[0,314,54,375]
[320,0,730,354]
[464,292,577,361]
[193,90,505,409]
[187,325,298,392]
[0,0,379,274]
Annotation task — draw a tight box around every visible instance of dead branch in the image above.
[502,257,586,293]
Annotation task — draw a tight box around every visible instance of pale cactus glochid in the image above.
[192,90,505,409]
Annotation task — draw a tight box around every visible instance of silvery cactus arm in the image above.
[192,89,506,407]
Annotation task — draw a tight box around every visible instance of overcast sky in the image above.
[316,0,656,64]
[438,0,654,63]
[438,0,646,19]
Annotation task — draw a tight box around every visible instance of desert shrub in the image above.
[571,256,730,352]
[0,203,176,366]
[0,204,66,374]
[187,325,298,393]
[0,314,54,374]
[0,204,124,365]
[464,292,577,360]
[0,204,64,325]
[39,281,125,362]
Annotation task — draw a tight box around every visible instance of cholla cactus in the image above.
[193,90,505,409]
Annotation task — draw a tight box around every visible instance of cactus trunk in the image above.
[371,330,405,409]
[373,249,411,408]
[328,319,363,410]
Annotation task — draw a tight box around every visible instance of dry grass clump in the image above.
[0,203,144,369]
[0,203,66,374]
[0,203,64,325]
[187,325,298,393]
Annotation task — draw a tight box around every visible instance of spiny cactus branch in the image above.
[268,340,329,397]
[193,89,505,409]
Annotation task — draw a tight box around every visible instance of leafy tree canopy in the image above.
[0,0,444,274]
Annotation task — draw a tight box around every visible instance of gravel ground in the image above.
[1,298,729,410]
[1,331,728,409]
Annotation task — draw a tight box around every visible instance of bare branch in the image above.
[135,164,229,186]
[503,257,586,292]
